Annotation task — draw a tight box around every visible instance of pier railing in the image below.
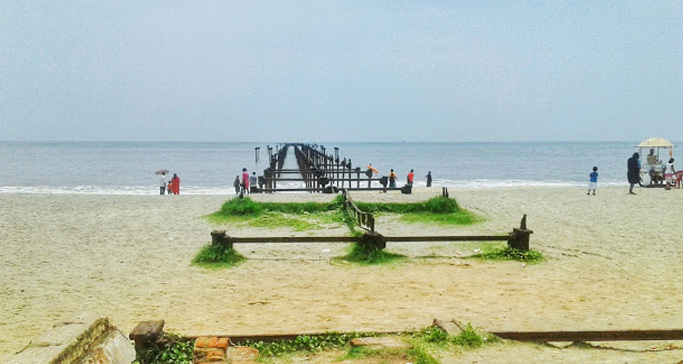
[342,190,375,233]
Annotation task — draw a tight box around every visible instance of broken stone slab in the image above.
[8,312,134,364]
[79,329,136,364]
[349,337,410,349]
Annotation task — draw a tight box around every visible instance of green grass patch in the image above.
[353,196,481,226]
[401,209,481,225]
[237,332,372,358]
[133,332,194,364]
[407,344,440,364]
[471,246,545,263]
[417,326,449,345]
[334,242,406,265]
[205,197,348,232]
[451,323,500,348]
[353,196,459,214]
[211,196,344,218]
[191,243,246,269]
[246,212,325,231]
[235,325,501,363]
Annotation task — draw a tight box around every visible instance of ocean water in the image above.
[0,141,673,195]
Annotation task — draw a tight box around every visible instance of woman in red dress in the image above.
[171,173,180,195]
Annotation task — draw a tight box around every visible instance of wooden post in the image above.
[211,230,233,251]
[508,215,532,250]
[358,231,386,251]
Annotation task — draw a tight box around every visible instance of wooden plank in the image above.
[229,235,508,244]
[231,236,357,243]
[492,329,683,342]
[386,236,508,242]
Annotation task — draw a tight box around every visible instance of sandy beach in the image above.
[1,186,682,363]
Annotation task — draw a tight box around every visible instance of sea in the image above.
[0,141,673,195]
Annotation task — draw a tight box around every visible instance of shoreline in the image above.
[0,181,633,196]
[1,186,682,362]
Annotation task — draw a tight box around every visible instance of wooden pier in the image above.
[252,143,410,194]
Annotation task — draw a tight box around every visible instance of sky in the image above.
[1,1,682,142]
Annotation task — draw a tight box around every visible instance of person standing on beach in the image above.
[389,169,397,188]
[249,172,258,193]
[627,152,640,194]
[241,168,250,194]
[664,158,675,190]
[426,171,432,187]
[171,173,180,195]
[406,169,414,186]
[158,172,166,195]
[588,167,598,195]
[233,176,241,195]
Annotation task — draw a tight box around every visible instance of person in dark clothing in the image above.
[233,176,241,195]
[627,152,640,194]
[426,171,432,187]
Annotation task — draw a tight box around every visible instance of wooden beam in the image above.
[231,236,357,243]
[386,235,508,242]
[228,235,508,244]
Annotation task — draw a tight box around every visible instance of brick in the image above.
[195,337,208,348]
[216,337,229,349]
[207,337,218,348]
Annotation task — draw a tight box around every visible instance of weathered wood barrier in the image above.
[342,189,375,233]
[209,214,533,253]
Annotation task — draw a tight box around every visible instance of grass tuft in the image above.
[237,332,371,358]
[335,242,406,265]
[472,246,545,263]
[219,197,263,215]
[133,332,194,364]
[192,243,246,269]
[407,344,440,364]
[418,326,449,344]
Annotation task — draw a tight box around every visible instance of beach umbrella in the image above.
[155,169,169,175]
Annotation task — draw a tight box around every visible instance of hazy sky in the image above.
[1,1,682,142]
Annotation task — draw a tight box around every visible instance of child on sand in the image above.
[588,166,598,195]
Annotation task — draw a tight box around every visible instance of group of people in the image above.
[157,172,180,195]
[157,166,435,196]
[589,152,678,196]
[627,151,677,193]
[234,168,257,195]
[368,164,433,188]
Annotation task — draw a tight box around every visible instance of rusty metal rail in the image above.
[492,329,683,342]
